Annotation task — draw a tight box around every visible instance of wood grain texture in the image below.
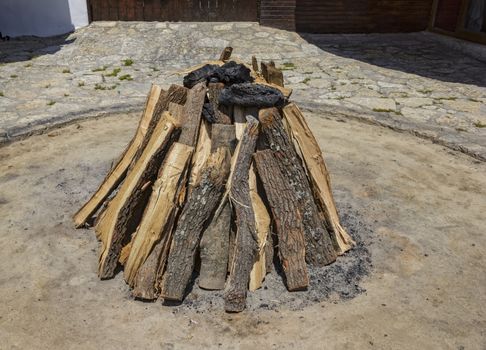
[96,119,178,279]
[179,82,206,146]
[73,84,164,228]
[224,116,260,313]
[123,142,194,286]
[249,165,271,292]
[282,103,355,255]
[254,149,309,291]
[161,148,231,301]
[259,107,337,266]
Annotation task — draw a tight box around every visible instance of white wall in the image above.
[0,0,89,38]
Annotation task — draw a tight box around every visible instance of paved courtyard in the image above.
[0,22,485,160]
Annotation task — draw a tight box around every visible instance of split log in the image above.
[282,103,355,254]
[160,147,231,301]
[179,82,206,146]
[219,46,233,62]
[253,149,309,291]
[96,115,178,279]
[249,165,271,292]
[251,56,259,73]
[233,106,258,141]
[198,124,236,290]
[259,108,337,266]
[225,116,260,313]
[261,62,284,87]
[73,84,164,228]
[198,200,231,290]
[207,83,232,124]
[123,142,193,286]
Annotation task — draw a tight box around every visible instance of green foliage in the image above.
[122,59,134,66]
[119,74,133,81]
[105,68,121,77]
[47,100,56,106]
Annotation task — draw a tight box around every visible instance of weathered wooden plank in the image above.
[207,83,232,124]
[123,142,193,286]
[249,165,271,292]
[259,107,337,266]
[282,103,355,254]
[96,116,178,279]
[198,200,231,290]
[160,147,231,301]
[261,61,284,87]
[219,46,233,61]
[224,116,260,313]
[253,149,309,291]
[73,84,165,228]
[198,124,236,290]
[179,82,206,146]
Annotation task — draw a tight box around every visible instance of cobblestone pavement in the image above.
[1,22,485,160]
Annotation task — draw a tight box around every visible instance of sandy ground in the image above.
[0,112,485,349]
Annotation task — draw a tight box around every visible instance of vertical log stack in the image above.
[74,48,355,312]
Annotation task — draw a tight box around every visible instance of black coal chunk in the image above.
[219,83,285,108]
[183,61,253,88]
[183,64,220,88]
[202,102,217,123]
[213,61,253,85]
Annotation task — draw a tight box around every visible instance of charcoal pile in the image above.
[73,48,355,312]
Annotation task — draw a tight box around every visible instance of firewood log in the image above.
[253,149,309,291]
[96,115,179,279]
[249,165,271,292]
[73,84,165,228]
[282,103,355,254]
[179,82,207,146]
[160,147,231,301]
[198,124,236,290]
[219,46,233,62]
[224,116,260,313]
[259,108,337,266]
[207,83,232,124]
[261,62,284,87]
[123,142,193,286]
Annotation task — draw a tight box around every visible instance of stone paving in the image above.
[0,22,485,160]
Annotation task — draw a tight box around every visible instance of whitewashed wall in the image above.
[0,0,89,37]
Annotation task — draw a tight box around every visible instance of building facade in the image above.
[1,0,485,44]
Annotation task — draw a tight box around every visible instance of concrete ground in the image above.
[0,112,485,349]
[0,22,485,160]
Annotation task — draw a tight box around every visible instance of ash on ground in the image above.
[159,199,373,313]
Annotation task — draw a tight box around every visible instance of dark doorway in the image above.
[88,0,258,22]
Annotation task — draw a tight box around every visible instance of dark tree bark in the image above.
[160,148,231,301]
[259,108,337,266]
[253,150,309,291]
[224,116,260,313]
[179,82,206,147]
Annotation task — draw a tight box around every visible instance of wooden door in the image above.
[433,0,464,31]
[88,0,257,22]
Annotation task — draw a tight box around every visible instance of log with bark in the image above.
[74,48,354,312]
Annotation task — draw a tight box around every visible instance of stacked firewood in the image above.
[73,48,355,312]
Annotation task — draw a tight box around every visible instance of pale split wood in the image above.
[233,106,258,141]
[282,103,355,255]
[189,119,212,188]
[179,82,206,147]
[123,142,194,286]
[73,84,164,228]
[248,164,271,292]
[96,118,177,279]
[131,163,191,300]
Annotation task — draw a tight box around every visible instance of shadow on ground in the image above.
[300,32,486,88]
[0,33,75,63]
